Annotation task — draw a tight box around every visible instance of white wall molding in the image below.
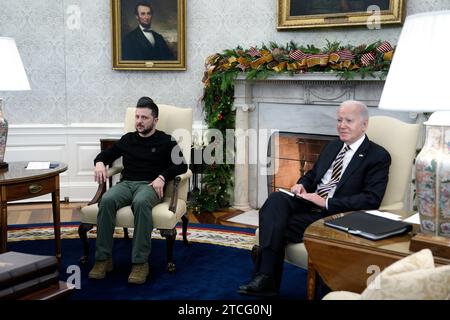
[5,123,123,202]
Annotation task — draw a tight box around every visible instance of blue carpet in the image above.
[7,224,309,300]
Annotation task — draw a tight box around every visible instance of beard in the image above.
[136,122,155,135]
[139,21,151,29]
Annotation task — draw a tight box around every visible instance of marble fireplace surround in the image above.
[232,73,416,210]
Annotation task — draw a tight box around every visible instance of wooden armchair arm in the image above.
[87,166,124,205]
[107,165,124,177]
[168,169,192,213]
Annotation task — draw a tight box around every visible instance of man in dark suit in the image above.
[238,100,391,297]
[122,2,174,61]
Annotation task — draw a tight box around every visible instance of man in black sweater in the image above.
[88,97,187,284]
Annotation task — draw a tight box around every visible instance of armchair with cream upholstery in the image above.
[252,116,420,270]
[323,249,450,300]
[78,105,192,272]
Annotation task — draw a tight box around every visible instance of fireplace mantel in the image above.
[232,73,417,210]
[233,73,386,109]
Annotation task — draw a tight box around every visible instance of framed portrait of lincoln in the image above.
[278,0,404,29]
[112,0,186,70]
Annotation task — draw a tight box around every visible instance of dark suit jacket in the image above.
[297,135,391,215]
[122,27,175,61]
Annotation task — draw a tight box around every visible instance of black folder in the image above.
[324,211,413,240]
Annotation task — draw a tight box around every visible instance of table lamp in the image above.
[379,11,450,245]
[0,37,30,170]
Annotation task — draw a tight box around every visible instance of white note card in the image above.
[403,213,421,225]
[26,162,50,170]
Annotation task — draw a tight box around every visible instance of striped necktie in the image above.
[316,144,350,199]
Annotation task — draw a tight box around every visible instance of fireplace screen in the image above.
[267,132,336,194]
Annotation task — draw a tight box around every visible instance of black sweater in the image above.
[94,130,187,182]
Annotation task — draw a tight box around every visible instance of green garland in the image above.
[195,74,235,212]
[197,40,394,212]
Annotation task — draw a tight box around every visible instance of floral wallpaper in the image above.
[1,0,449,124]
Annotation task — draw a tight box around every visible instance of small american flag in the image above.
[247,47,261,57]
[236,63,246,71]
[360,52,376,66]
[289,50,307,61]
[376,41,393,53]
[337,49,354,61]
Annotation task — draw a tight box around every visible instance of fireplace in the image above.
[267,132,336,194]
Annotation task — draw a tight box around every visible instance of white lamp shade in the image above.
[0,37,30,91]
[379,11,450,112]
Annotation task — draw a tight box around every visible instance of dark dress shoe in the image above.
[237,273,278,297]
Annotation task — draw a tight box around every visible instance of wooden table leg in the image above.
[306,257,317,300]
[52,176,61,264]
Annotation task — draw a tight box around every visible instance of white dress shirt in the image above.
[316,134,366,209]
[140,25,155,46]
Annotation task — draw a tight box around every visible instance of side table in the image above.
[303,213,450,300]
[0,161,68,261]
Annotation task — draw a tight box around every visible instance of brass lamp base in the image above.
[409,233,450,259]
[0,161,8,170]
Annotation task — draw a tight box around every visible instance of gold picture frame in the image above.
[278,0,404,29]
[112,0,186,70]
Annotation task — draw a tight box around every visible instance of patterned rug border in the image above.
[7,223,256,251]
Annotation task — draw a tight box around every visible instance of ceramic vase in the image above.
[0,101,8,167]
[415,123,450,238]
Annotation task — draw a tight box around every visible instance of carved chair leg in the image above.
[160,228,177,273]
[181,214,190,245]
[78,223,94,264]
